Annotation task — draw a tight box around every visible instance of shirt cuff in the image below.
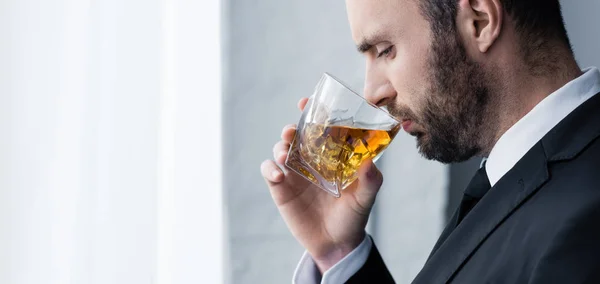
[292,235,373,284]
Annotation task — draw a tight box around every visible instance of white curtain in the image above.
[0,0,223,283]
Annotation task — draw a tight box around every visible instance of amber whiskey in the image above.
[287,123,400,193]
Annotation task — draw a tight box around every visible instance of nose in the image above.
[363,61,396,107]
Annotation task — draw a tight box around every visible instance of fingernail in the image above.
[272,170,281,180]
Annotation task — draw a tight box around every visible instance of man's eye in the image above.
[377,46,394,58]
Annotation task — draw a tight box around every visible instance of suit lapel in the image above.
[413,91,600,284]
[426,207,459,260]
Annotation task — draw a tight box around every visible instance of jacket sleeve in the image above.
[346,238,395,284]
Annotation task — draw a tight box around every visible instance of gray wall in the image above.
[562,0,600,68]
[222,1,446,283]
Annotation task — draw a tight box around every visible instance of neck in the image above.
[480,55,582,156]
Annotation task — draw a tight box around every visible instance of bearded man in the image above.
[260,0,600,283]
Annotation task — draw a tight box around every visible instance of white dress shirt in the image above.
[293,67,600,284]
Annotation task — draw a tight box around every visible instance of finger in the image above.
[358,159,383,192]
[261,160,284,184]
[297,97,309,112]
[264,162,310,206]
[352,159,383,212]
[272,141,290,164]
[281,124,297,143]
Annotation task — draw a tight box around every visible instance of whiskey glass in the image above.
[285,73,401,197]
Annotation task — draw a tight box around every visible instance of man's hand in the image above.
[260,97,384,272]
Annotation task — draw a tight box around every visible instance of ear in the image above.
[457,0,503,53]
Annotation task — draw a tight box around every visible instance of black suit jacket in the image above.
[347,92,600,284]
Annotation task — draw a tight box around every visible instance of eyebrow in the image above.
[356,32,388,53]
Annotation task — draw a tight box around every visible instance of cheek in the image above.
[387,41,431,113]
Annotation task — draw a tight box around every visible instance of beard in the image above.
[389,31,493,164]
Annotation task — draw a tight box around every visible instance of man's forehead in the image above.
[346,0,410,43]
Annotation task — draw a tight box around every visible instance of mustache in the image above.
[387,102,419,122]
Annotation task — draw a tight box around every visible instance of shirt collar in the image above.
[485,67,600,186]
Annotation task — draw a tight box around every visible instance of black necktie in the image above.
[455,166,491,227]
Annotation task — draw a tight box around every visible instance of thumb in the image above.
[353,159,383,208]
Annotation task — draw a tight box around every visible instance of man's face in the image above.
[346,0,492,163]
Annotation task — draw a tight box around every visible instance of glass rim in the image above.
[322,72,401,124]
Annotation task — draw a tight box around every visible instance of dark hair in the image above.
[419,0,572,74]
